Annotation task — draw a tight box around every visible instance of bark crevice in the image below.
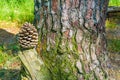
[34,0,109,80]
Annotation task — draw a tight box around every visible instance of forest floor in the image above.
[0,21,120,80]
[0,21,21,80]
[106,28,120,79]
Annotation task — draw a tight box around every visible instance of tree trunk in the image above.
[34,0,109,80]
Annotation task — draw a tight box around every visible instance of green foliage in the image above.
[109,0,120,6]
[106,19,117,29]
[0,50,11,64]
[0,43,20,64]
[108,39,120,52]
[0,0,34,23]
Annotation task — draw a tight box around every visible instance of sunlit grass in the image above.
[0,0,119,24]
[106,20,117,29]
[109,0,120,6]
[0,0,34,24]
[0,50,11,64]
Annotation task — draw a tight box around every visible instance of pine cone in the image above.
[18,22,38,49]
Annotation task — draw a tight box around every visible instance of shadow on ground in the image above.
[0,29,20,55]
[0,29,16,45]
[0,69,21,80]
[0,29,21,80]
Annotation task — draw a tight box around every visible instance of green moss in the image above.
[40,36,78,80]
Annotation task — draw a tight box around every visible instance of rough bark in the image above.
[34,0,109,80]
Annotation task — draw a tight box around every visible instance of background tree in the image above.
[20,0,110,80]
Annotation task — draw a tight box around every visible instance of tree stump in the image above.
[18,49,50,80]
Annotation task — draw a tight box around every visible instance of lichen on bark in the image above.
[34,0,109,80]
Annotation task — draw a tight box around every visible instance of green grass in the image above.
[0,50,12,64]
[0,43,20,64]
[0,0,34,23]
[107,0,120,52]
[0,0,119,24]
[109,0,120,6]
[108,39,120,52]
[106,19,117,29]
